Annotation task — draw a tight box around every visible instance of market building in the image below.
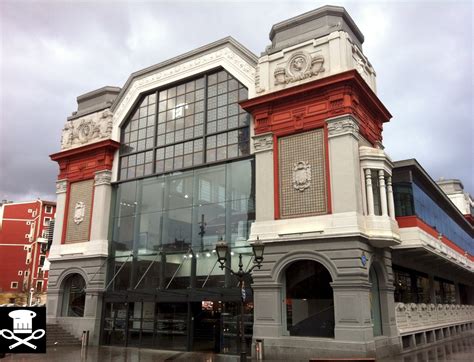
[47,5,473,359]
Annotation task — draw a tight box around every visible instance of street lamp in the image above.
[215,237,265,362]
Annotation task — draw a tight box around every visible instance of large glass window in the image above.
[119,69,250,181]
[108,159,254,291]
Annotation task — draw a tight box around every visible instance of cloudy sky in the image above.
[0,0,472,202]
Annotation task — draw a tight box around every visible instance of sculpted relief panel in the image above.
[61,109,113,150]
[274,51,325,86]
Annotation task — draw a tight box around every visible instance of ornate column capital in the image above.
[94,170,112,186]
[326,115,359,139]
[56,179,68,194]
[252,133,274,153]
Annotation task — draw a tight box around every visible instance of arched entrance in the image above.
[61,273,86,317]
[369,266,383,336]
[285,260,334,337]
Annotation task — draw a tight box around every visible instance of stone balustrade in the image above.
[395,303,474,333]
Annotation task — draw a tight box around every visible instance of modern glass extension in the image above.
[101,69,255,354]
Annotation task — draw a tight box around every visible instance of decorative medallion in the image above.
[292,161,311,192]
[274,51,325,86]
[61,109,113,150]
[73,201,85,225]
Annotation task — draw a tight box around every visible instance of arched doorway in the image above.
[285,260,334,337]
[369,266,383,336]
[61,273,86,317]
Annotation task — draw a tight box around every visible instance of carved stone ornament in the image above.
[61,109,113,150]
[73,201,85,225]
[327,118,359,138]
[252,134,273,152]
[274,51,325,86]
[94,170,112,186]
[56,180,67,194]
[292,161,311,192]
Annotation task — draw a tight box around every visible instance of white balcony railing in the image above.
[395,303,474,334]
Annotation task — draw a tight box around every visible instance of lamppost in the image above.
[215,238,264,362]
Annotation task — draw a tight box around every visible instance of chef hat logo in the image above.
[8,310,37,334]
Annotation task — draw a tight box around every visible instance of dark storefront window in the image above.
[393,267,430,304]
[434,279,456,304]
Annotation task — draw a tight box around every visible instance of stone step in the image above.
[46,324,81,346]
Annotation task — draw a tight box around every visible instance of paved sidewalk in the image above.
[1,346,248,362]
[2,332,474,361]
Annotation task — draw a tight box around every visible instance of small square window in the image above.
[43,217,51,226]
[45,205,53,214]
[11,282,18,289]
[18,271,23,276]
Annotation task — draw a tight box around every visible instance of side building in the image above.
[47,5,473,360]
[0,199,56,305]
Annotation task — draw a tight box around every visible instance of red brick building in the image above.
[0,199,56,305]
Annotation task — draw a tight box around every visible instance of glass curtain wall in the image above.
[109,159,255,291]
[393,181,473,254]
[104,68,254,354]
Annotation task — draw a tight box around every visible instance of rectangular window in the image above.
[43,217,51,226]
[36,281,43,292]
[11,282,18,289]
[45,205,53,214]
[39,256,45,266]
[25,270,29,277]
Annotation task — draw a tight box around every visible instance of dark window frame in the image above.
[118,68,250,182]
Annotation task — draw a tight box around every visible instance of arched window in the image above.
[119,69,250,181]
[61,274,86,317]
[369,266,383,336]
[285,260,334,337]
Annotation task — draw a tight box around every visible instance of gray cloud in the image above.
[0,1,472,202]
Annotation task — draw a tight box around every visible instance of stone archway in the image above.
[61,273,86,317]
[284,259,335,338]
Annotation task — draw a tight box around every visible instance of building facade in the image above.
[0,199,56,305]
[47,5,473,359]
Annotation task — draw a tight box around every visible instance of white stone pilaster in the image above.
[49,179,67,258]
[89,170,113,255]
[387,176,395,219]
[252,133,275,221]
[378,170,388,216]
[365,169,375,216]
[327,115,363,214]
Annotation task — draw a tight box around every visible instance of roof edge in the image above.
[111,36,258,112]
[269,5,364,44]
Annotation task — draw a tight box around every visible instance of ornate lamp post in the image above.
[215,238,265,362]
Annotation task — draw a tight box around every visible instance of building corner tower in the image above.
[241,5,401,358]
